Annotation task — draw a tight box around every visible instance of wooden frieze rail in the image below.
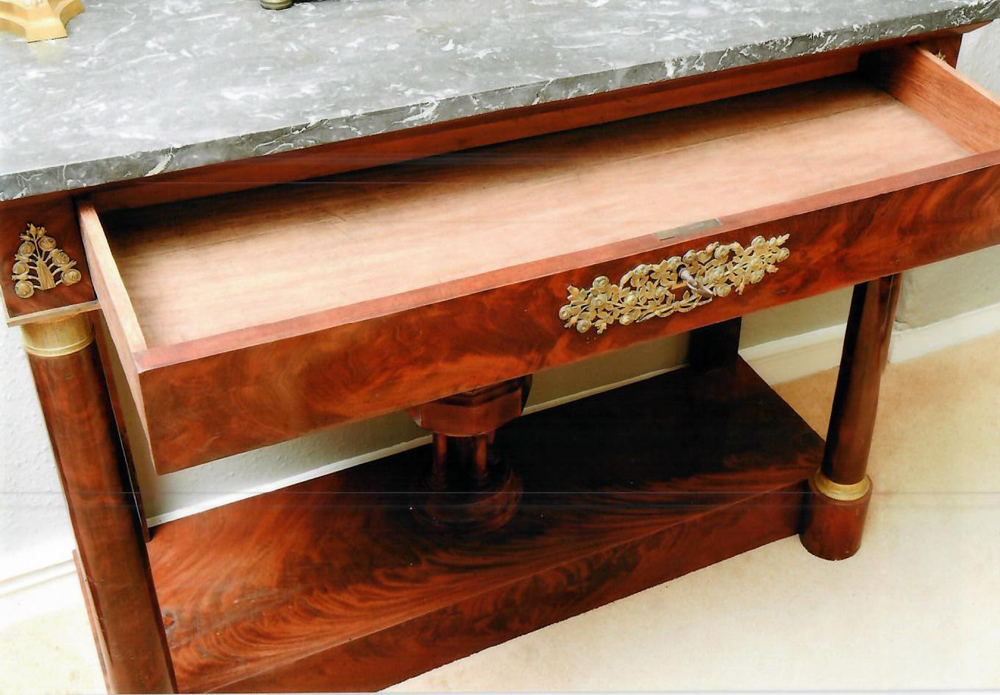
[2,24,1000,693]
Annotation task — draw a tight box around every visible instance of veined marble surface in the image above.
[2,0,999,200]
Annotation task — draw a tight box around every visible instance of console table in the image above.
[3,2,1000,692]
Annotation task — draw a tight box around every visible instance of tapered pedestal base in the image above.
[800,471,873,561]
[411,455,522,534]
[409,377,531,534]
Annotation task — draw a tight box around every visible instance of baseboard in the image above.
[7,310,994,603]
[0,550,79,629]
[0,539,77,597]
[889,303,1000,364]
[740,324,847,385]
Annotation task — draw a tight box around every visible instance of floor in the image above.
[2,331,998,693]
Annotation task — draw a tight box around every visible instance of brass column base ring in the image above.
[812,470,872,502]
[260,0,293,9]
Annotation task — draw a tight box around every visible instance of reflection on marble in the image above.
[2,0,999,200]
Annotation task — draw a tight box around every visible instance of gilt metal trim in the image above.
[21,314,94,358]
[812,470,872,502]
[559,234,790,334]
[10,223,81,299]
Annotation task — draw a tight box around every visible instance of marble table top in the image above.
[2,0,999,201]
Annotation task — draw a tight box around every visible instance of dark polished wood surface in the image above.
[800,275,902,561]
[822,276,901,486]
[800,475,873,562]
[409,377,531,533]
[5,29,997,695]
[133,150,1000,472]
[688,318,743,371]
[1,197,97,324]
[27,325,174,693]
[148,359,822,692]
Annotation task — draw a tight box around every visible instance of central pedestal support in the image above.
[148,358,822,693]
[408,377,531,533]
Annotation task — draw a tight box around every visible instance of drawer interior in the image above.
[78,45,1000,472]
[96,71,982,350]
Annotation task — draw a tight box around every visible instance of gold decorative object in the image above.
[11,223,82,300]
[21,313,93,358]
[0,0,83,42]
[812,470,872,502]
[559,234,790,334]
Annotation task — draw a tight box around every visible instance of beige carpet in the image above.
[2,331,998,693]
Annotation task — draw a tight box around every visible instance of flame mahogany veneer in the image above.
[5,32,1000,693]
[148,359,821,693]
[79,45,1000,474]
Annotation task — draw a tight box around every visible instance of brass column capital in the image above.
[21,313,94,358]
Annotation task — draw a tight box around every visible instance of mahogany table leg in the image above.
[689,317,743,371]
[21,314,176,693]
[800,275,901,560]
[408,376,531,533]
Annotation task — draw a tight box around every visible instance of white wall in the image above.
[0,328,77,581]
[2,27,998,588]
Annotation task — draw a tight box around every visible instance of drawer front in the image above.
[77,45,1000,473]
[131,158,1000,472]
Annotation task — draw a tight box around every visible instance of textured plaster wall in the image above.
[0,328,76,575]
[0,26,997,576]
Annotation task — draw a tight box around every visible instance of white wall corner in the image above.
[889,302,1000,365]
[740,324,846,385]
[0,539,79,629]
[0,538,78,592]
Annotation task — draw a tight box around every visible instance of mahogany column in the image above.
[800,275,901,560]
[408,376,531,533]
[688,317,743,371]
[21,314,176,693]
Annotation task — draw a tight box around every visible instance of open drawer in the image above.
[79,46,1000,474]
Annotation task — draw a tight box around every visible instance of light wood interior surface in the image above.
[101,76,972,348]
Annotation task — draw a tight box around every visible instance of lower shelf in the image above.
[147,358,823,693]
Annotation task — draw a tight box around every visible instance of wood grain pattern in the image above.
[77,44,1000,473]
[800,474,873,561]
[799,275,901,560]
[99,77,968,347]
[147,359,822,693]
[866,44,1000,152]
[133,149,1000,473]
[78,199,152,450]
[26,324,174,693]
[72,550,111,693]
[93,313,151,542]
[1,196,97,325]
[821,275,902,486]
[918,35,963,68]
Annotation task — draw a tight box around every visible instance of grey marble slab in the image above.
[2,0,999,201]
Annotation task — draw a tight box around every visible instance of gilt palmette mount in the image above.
[11,224,81,299]
[559,235,790,334]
